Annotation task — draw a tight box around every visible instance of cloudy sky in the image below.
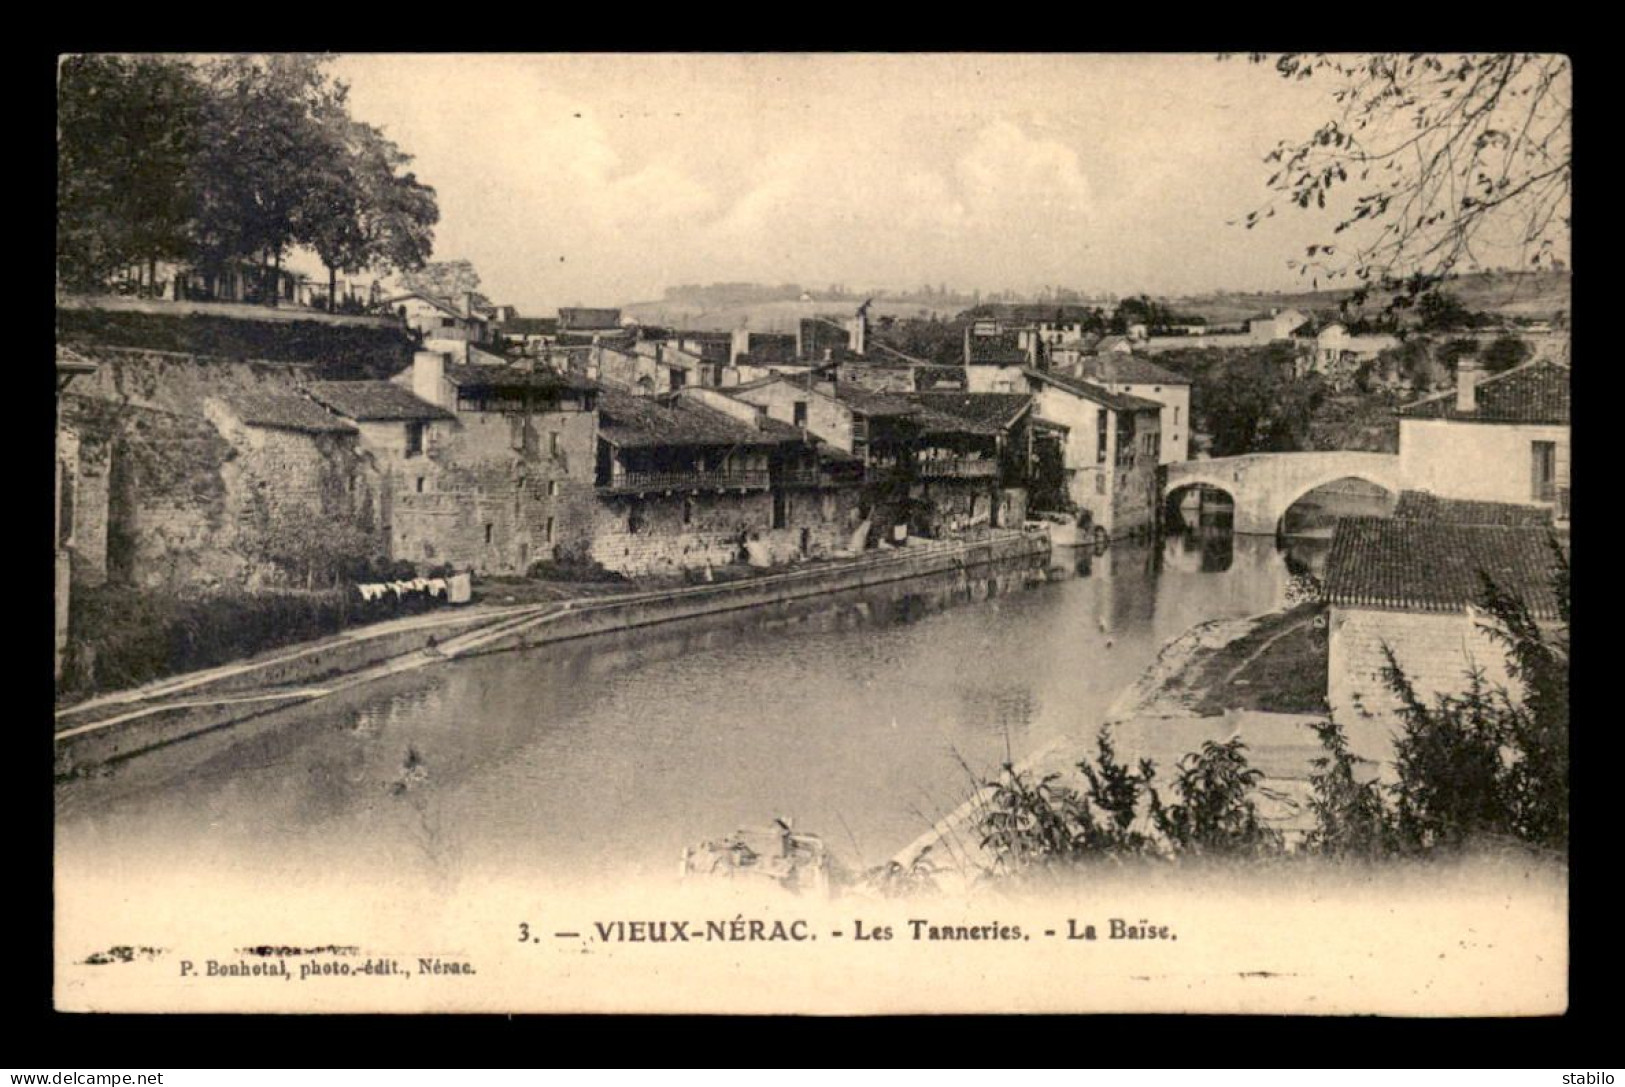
[320,54,1366,312]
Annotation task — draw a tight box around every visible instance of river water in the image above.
[55,532,1327,889]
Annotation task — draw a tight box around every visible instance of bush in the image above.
[975,727,1278,875]
[527,556,628,583]
[61,584,350,696]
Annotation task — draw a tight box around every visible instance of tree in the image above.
[1192,345,1326,456]
[1482,334,1534,374]
[1415,289,1485,332]
[1239,54,1571,301]
[192,54,343,304]
[298,111,438,311]
[57,54,207,291]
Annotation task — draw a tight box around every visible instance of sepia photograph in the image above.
[52,52,1571,1016]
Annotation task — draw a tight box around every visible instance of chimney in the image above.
[731,327,750,365]
[462,291,476,318]
[1456,358,1483,413]
[413,350,448,410]
[848,311,867,355]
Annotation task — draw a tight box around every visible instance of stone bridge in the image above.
[1163,452,1401,535]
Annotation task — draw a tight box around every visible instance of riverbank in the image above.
[54,529,1049,777]
[886,600,1335,888]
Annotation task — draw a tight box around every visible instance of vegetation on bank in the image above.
[58,557,456,701]
[971,551,1569,876]
[56,307,414,378]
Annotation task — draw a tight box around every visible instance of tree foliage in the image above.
[1165,344,1326,456]
[57,55,208,289]
[57,53,439,303]
[1239,54,1571,300]
[1482,334,1534,374]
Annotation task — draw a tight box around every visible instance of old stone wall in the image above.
[57,347,385,591]
[390,407,599,574]
[589,489,775,576]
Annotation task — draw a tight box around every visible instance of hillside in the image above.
[1169,270,1570,326]
[620,297,964,333]
[621,271,1569,334]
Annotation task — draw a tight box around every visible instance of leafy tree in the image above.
[298,108,438,311]
[1192,345,1326,455]
[1239,54,1571,298]
[1437,336,1480,371]
[1415,289,1486,332]
[57,54,207,291]
[1482,334,1534,374]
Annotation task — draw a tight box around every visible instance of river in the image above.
[54,531,1328,890]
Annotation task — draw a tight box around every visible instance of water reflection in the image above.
[58,531,1305,884]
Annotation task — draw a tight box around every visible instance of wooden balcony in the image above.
[915,458,999,480]
[598,468,771,495]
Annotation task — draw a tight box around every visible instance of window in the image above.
[545,517,555,544]
[1173,406,1180,426]
[405,422,425,457]
[682,496,695,525]
[484,523,494,545]
[1097,409,1109,463]
[1096,473,1106,495]
[793,401,808,428]
[416,476,425,494]
[549,432,562,458]
[1532,441,1558,502]
[548,480,559,498]
[440,317,456,329]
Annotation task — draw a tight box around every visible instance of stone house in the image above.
[301,380,460,568]
[907,391,1069,525]
[590,386,829,576]
[383,291,491,354]
[1066,354,1192,466]
[964,365,1163,536]
[388,351,601,574]
[1323,514,1565,764]
[200,388,381,586]
[1396,357,1570,525]
[558,307,624,334]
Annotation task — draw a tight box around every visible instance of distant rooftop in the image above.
[1077,355,1192,387]
[597,386,800,450]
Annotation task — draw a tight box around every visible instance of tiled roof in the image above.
[558,307,623,330]
[1078,355,1192,387]
[215,389,357,435]
[829,384,921,418]
[501,317,558,336]
[444,363,598,393]
[1323,517,1563,619]
[1397,358,1570,424]
[304,381,454,423]
[1024,369,1164,413]
[909,392,1034,431]
[596,387,796,450]
[1394,490,1555,528]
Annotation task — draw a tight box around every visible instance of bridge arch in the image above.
[1275,474,1398,535]
[1162,452,1401,535]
